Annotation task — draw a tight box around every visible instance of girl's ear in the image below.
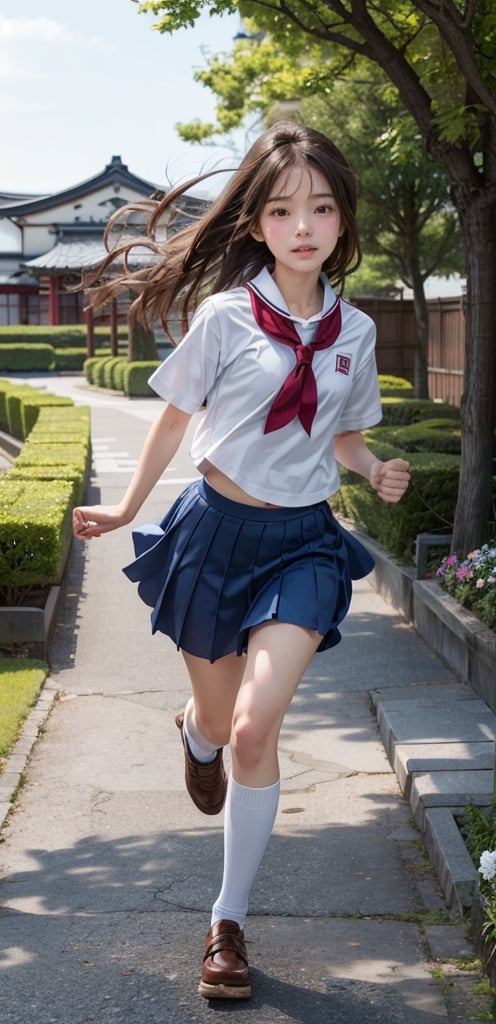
[250,225,264,243]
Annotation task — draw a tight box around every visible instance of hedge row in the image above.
[0,343,116,373]
[0,380,73,439]
[84,356,161,397]
[0,324,128,349]
[0,382,91,604]
[329,382,469,564]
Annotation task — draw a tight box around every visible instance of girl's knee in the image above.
[230,712,275,770]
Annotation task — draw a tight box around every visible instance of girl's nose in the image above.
[295,217,311,236]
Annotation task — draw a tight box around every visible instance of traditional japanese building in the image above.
[0,156,207,327]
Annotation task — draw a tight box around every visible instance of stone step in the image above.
[374,682,495,915]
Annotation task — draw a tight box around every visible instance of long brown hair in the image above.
[87,122,361,333]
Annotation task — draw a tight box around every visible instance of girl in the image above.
[73,122,410,1000]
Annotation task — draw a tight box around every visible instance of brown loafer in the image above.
[175,713,227,815]
[198,919,251,999]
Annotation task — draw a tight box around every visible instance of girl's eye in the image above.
[270,208,288,218]
[316,204,334,214]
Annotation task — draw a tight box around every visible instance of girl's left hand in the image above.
[370,458,410,503]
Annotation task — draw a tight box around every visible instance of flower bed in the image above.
[436,544,496,632]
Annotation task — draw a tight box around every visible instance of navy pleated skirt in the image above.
[123,478,374,662]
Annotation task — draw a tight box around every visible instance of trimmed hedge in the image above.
[381,397,460,425]
[34,404,90,431]
[0,384,92,601]
[333,439,461,564]
[21,395,75,439]
[0,344,55,372]
[0,384,32,433]
[378,374,414,397]
[54,347,110,372]
[123,361,161,396]
[7,464,86,505]
[0,478,74,593]
[367,418,462,455]
[0,324,128,349]
[6,391,73,441]
[103,356,127,390]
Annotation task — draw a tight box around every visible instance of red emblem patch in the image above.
[335,354,351,375]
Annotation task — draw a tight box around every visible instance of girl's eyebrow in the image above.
[266,191,335,203]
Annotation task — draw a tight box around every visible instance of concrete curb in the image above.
[0,677,59,829]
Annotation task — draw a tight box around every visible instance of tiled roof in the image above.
[23,239,107,273]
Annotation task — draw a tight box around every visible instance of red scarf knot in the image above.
[245,282,342,436]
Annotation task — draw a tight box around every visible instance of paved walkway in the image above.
[0,375,491,1022]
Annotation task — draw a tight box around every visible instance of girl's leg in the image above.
[176,650,245,817]
[211,621,321,927]
[181,649,245,749]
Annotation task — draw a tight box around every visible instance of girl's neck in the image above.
[270,266,324,319]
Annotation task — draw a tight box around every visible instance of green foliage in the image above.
[436,544,496,631]
[0,387,91,601]
[465,806,496,870]
[378,374,414,396]
[93,357,115,388]
[53,347,111,371]
[103,356,127,390]
[369,418,461,455]
[0,344,55,372]
[0,659,48,766]
[83,356,106,385]
[34,405,91,431]
[381,397,460,425]
[333,440,460,564]
[112,359,127,392]
[123,361,161,396]
[7,465,86,506]
[21,396,74,439]
[0,324,127,349]
[0,479,74,596]
[128,320,157,361]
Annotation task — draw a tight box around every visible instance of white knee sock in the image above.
[211,776,280,928]
[183,698,219,764]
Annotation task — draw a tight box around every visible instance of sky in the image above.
[0,0,245,197]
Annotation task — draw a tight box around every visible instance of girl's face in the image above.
[251,166,343,278]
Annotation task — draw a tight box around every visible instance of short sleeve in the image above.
[335,318,382,432]
[148,299,221,413]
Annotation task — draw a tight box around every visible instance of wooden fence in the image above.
[353,295,465,406]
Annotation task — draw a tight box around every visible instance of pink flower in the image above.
[476,578,485,589]
[456,565,473,580]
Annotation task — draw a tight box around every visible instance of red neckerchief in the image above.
[245,283,342,436]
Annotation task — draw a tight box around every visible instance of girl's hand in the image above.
[370,458,410,503]
[72,504,129,540]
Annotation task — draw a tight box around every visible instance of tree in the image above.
[302,72,462,398]
[138,0,496,557]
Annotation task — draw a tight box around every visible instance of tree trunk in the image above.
[409,262,430,400]
[451,191,496,556]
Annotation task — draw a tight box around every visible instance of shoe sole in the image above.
[198,980,252,999]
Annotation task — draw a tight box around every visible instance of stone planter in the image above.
[0,586,61,660]
[351,530,496,711]
[413,580,496,713]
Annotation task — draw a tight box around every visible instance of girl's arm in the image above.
[334,430,410,503]
[73,403,192,539]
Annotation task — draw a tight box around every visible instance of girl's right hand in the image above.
[72,504,130,541]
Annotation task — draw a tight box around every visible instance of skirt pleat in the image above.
[123,478,374,662]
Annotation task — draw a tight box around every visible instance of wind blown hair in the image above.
[86,122,361,335]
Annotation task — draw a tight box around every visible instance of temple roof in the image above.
[0,156,157,217]
[23,238,108,274]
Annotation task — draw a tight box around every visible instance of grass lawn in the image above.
[0,658,48,772]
